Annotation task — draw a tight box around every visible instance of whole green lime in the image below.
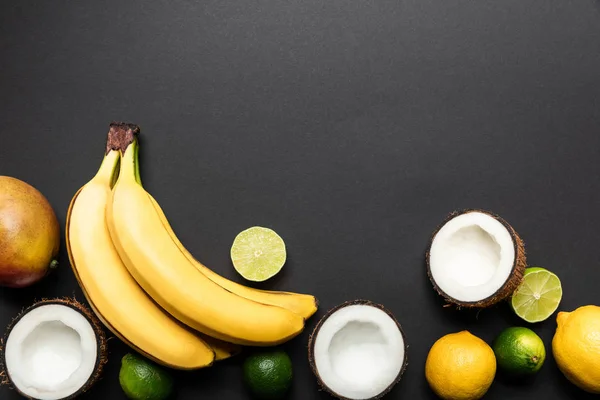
[243,350,293,399]
[119,353,174,400]
[492,327,546,375]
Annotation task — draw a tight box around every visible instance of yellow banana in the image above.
[106,135,305,346]
[201,335,242,360]
[67,125,217,369]
[148,195,318,319]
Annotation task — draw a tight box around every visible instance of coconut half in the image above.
[1,298,107,400]
[308,300,407,400]
[426,209,526,308]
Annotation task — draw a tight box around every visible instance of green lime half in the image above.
[243,350,293,399]
[511,267,562,323]
[492,327,546,375]
[231,226,287,282]
[119,353,174,400]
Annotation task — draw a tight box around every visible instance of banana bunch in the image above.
[67,123,318,369]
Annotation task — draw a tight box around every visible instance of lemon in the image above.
[425,331,496,400]
[552,305,600,393]
[511,267,562,323]
[231,226,287,282]
[492,327,545,375]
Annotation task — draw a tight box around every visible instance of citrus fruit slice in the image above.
[231,226,287,282]
[492,327,546,375]
[511,267,562,323]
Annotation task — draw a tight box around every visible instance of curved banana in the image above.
[149,195,318,319]
[201,335,241,360]
[107,136,305,346]
[66,126,216,369]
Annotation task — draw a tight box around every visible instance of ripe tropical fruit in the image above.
[2,298,107,399]
[308,300,408,400]
[67,123,223,370]
[426,209,526,308]
[106,130,306,346]
[553,305,600,393]
[231,226,287,282]
[492,327,545,375]
[150,197,317,319]
[117,124,316,323]
[243,350,293,400]
[120,353,174,400]
[511,267,562,323]
[0,176,60,287]
[425,331,496,400]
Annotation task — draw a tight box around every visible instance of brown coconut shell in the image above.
[425,209,526,308]
[0,297,108,400]
[308,300,408,400]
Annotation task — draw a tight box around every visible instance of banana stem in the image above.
[133,138,143,186]
[118,136,145,187]
[106,122,140,155]
[94,150,120,186]
[105,122,143,186]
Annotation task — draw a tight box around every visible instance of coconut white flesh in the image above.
[5,304,98,400]
[429,211,516,303]
[313,304,405,400]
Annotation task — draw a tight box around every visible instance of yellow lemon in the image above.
[552,305,600,393]
[425,331,496,400]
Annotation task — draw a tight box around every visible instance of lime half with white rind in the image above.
[511,267,562,323]
[231,226,287,282]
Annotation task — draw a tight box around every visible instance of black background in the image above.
[1,1,600,399]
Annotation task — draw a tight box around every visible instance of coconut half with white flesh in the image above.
[308,300,407,400]
[1,298,107,400]
[426,209,526,308]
